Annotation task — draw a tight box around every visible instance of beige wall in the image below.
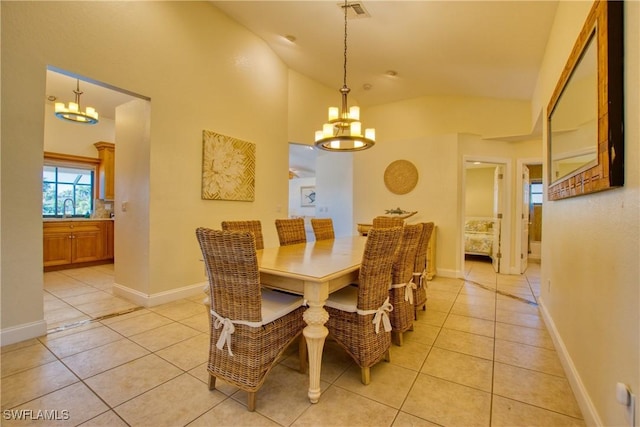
[288,70,339,146]
[364,95,532,142]
[114,100,151,299]
[536,2,640,426]
[1,1,290,334]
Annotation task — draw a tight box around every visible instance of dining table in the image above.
[256,234,367,404]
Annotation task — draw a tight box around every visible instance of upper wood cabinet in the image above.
[94,142,115,200]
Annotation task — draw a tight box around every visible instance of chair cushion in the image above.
[261,288,305,324]
[325,285,358,312]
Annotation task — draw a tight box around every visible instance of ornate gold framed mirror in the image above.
[547,0,624,200]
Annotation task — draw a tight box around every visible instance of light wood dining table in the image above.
[256,235,367,403]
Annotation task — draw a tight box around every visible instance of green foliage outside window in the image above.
[43,165,94,217]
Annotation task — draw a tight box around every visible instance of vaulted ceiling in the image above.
[210,1,559,177]
[45,2,560,178]
[211,1,559,107]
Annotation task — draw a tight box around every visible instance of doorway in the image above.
[288,143,317,241]
[516,159,543,273]
[43,67,148,331]
[462,157,511,275]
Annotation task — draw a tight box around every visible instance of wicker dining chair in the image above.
[221,220,265,250]
[275,218,307,246]
[195,228,306,412]
[324,226,402,385]
[412,222,435,319]
[372,216,405,229]
[311,218,335,241]
[389,223,423,346]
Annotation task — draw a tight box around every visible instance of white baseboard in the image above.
[434,268,457,279]
[538,297,602,426]
[1,320,47,346]
[113,281,207,308]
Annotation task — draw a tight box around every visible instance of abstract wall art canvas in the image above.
[201,130,255,201]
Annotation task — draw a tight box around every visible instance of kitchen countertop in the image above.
[43,217,114,222]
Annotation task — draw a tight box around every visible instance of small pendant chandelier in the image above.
[314,0,375,151]
[54,79,99,125]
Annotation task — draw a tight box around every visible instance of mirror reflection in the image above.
[549,32,598,184]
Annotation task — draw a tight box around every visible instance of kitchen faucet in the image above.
[62,198,75,218]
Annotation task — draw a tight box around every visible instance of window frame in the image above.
[43,152,100,218]
[530,181,543,205]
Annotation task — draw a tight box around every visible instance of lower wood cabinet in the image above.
[104,220,114,259]
[44,220,114,270]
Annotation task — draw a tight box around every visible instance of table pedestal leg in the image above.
[302,301,329,403]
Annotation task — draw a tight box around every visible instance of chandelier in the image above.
[54,79,99,125]
[314,0,375,151]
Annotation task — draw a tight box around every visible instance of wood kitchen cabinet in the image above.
[94,141,115,201]
[104,219,114,259]
[44,220,114,271]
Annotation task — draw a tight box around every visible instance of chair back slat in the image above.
[311,218,335,241]
[388,223,423,339]
[196,228,262,322]
[221,220,264,250]
[358,226,403,311]
[275,218,307,246]
[394,223,424,285]
[372,216,404,229]
[413,222,434,273]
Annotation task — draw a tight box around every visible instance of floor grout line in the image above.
[2,260,583,426]
[46,306,145,335]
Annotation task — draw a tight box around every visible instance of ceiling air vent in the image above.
[339,2,371,19]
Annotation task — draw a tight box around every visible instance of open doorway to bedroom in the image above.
[463,158,511,275]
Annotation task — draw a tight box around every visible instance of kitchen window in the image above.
[43,155,98,217]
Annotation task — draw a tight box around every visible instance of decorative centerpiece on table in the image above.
[357,208,418,235]
[384,207,417,219]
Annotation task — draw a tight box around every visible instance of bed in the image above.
[464,217,497,259]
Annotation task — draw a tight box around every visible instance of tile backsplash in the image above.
[93,199,114,219]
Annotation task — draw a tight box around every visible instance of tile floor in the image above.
[1,260,586,426]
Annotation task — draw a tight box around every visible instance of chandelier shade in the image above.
[54,79,99,125]
[314,0,375,152]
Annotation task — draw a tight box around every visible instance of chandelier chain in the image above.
[342,1,348,89]
[73,80,83,104]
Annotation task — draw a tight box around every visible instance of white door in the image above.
[520,165,530,273]
[492,165,504,273]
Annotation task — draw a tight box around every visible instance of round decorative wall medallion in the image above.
[384,160,419,195]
